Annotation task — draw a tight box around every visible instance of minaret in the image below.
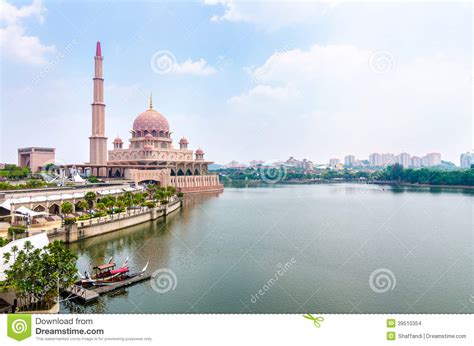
[89,41,108,176]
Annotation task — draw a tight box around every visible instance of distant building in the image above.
[422,153,441,167]
[225,160,245,169]
[382,153,397,165]
[18,147,55,173]
[249,160,265,167]
[369,153,382,166]
[285,156,300,167]
[329,158,340,168]
[411,156,422,167]
[344,155,355,167]
[301,159,314,170]
[398,153,411,168]
[460,152,473,168]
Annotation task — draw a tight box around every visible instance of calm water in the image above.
[61,184,473,313]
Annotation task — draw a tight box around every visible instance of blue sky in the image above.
[0,0,472,165]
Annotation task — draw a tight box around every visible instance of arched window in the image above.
[170,169,176,176]
[151,130,157,137]
[186,169,192,176]
[177,169,184,176]
[194,169,199,176]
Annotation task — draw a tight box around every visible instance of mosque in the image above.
[69,42,223,193]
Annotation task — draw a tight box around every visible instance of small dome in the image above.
[195,148,204,155]
[179,137,188,144]
[143,144,153,150]
[145,133,153,139]
[113,136,122,143]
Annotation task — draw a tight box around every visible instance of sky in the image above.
[0,0,472,165]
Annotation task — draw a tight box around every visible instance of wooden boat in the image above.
[77,260,148,287]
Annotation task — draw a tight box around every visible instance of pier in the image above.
[64,273,151,303]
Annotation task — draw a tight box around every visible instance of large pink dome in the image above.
[133,109,170,133]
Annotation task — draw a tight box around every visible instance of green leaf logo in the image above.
[7,314,32,341]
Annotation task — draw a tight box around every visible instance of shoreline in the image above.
[224,180,474,190]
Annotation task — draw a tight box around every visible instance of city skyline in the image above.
[1,1,472,165]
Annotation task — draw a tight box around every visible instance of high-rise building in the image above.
[369,153,382,166]
[344,155,355,167]
[329,158,340,168]
[382,153,397,165]
[411,156,421,167]
[398,153,411,168]
[460,152,473,168]
[422,153,441,167]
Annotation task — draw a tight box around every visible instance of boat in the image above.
[76,259,148,287]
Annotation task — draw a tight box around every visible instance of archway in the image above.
[177,169,184,176]
[194,169,200,176]
[33,205,46,212]
[49,204,60,215]
[186,169,192,176]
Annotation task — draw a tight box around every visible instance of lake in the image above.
[61,183,473,313]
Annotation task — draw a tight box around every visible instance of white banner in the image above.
[1,314,472,346]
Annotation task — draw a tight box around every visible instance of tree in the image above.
[84,192,96,217]
[76,200,88,212]
[61,202,73,215]
[3,240,78,310]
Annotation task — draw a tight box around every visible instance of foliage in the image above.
[145,201,155,208]
[76,200,88,211]
[61,202,73,215]
[64,217,76,225]
[378,164,474,186]
[2,240,78,310]
[0,237,10,247]
[87,176,99,183]
[0,179,51,190]
[0,165,30,180]
[177,192,184,198]
[160,199,169,205]
[77,215,91,221]
[8,226,26,236]
[217,165,474,187]
[84,192,97,209]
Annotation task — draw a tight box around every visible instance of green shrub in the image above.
[160,199,169,205]
[177,192,184,198]
[145,201,155,208]
[93,211,107,218]
[78,215,91,221]
[8,226,26,236]
[64,217,76,225]
[87,176,99,183]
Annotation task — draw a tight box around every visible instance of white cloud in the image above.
[226,44,471,162]
[228,85,292,105]
[204,0,334,29]
[0,0,55,65]
[173,58,217,76]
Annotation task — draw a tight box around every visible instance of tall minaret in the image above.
[89,41,107,176]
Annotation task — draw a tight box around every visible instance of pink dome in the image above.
[133,109,169,133]
[195,148,204,155]
[179,137,188,144]
[145,133,153,139]
[143,144,153,150]
[113,136,122,143]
